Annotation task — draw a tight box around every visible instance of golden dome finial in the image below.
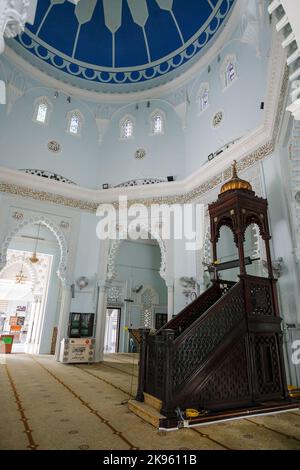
[220,160,252,195]
[231,160,238,179]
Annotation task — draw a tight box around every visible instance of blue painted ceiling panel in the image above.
[13,0,236,89]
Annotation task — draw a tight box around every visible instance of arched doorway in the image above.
[105,237,168,354]
[0,217,68,355]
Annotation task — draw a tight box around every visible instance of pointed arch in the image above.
[196,82,210,114]
[107,225,167,281]
[120,114,135,139]
[0,216,68,285]
[66,108,84,136]
[220,54,238,90]
[33,96,53,125]
[150,108,165,135]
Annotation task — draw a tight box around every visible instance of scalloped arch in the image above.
[107,227,167,281]
[0,216,68,285]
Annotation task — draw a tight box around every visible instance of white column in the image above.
[25,296,38,346]
[166,279,174,321]
[54,284,72,361]
[94,280,109,362]
[26,296,42,354]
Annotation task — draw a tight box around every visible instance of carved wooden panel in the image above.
[254,335,282,396]
[197,338,250,404]
[146,336,165,398]
[172,282,245,390]
[250,282,273,316]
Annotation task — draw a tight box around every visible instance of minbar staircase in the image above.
[130,275,298,428]
[129,163,300,429]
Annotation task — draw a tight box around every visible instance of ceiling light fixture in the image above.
[29,223,41,264]
[15,256,27,284]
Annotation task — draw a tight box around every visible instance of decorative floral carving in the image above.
[60,221,70,230]
[107,285,122,305]
[47,140,61,153]
[12,211,23,220]
[212,111,223,127]
[134,148,146,160]
[0,0,37,54]
[0,69,289,213]
[20,169,75,184]
[115,177,167,188]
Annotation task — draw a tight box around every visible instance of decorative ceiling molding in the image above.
[268,0,300,120]
[0,0,37,54]
[0,24,289,212]
[12,0,235,91]
[3,0,242,102]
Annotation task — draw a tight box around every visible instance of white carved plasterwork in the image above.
[1,249,52,296]
[0,250,37,293]
[138,285,159,329]
[0,15,288,212]
[0,0,37,54]
[268,1,300,120]
[107,225,167,282]
[0,215,68,285]
[107,285,123,306]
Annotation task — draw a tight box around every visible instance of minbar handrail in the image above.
[173,280,242,346]
[155,279,235,337]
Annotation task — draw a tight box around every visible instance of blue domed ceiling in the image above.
[13,0,236,91]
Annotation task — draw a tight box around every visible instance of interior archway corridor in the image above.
[1,353,300,451]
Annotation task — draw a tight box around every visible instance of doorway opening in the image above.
[0,249,53,353]
[104,308,121,353]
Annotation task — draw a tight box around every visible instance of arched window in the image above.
[221,54,238,90]
[33,97,52,125]
[197,83,210,114]
[120,115,135,139]
[150,109,165,135]
[66,110,84,136]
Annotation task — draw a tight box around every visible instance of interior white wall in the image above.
[185,20,271,173]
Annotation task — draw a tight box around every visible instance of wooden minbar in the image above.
[133,162,298,429]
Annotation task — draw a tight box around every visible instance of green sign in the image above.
[1,337,13,345]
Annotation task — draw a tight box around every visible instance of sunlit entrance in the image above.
[0,248,53,353]
[104,308,121,353]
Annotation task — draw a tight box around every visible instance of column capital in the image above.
[98,279,110,291]
[165,278,174,289]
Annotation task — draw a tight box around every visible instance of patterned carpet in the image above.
[0,353,300,450]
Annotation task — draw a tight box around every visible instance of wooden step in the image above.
[143,392,162,412]
[128,399,166,428]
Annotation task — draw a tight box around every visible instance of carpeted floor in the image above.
[0,353,300,450]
